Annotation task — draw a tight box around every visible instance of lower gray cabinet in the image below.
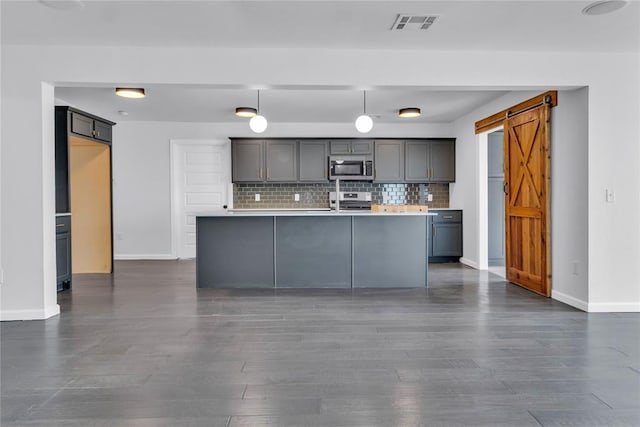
[55,216,72,291]
[429,210,463,262]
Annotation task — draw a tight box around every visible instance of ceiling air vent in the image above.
[391,15,438,31]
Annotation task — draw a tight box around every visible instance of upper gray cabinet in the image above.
[232,139,265,182]
[374,140,404,182]
[429,140,456,182]
[232,139,298,183]
[330,139,373,155]
[265,140,297,182]
[299,140,328,182]
[70,111,113,143]
[231,138,455,184]
[405,139,455,183]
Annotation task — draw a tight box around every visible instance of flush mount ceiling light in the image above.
[399,107,421,118]
[235,107,257,118]
[39,0,85,10]
[249,90,268,134]
[115,87,145,99]
[582,0,629,15]
[355,91,373,134]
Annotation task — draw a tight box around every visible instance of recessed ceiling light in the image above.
[582,0,629,15]
[399,107,421,118]
[115,88,145,99]
[39,0,85,10]
[235,107,257,118]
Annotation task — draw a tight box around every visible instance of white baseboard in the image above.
[587,302,640,313]
[459,257,479,269]
[114,254,178,260]
[551,290,588,312]
[1,304,60,321]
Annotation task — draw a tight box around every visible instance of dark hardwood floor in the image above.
[2,261,639,426]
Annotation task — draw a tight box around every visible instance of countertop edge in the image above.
[197,212,437,217]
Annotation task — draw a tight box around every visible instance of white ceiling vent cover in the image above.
[391,15,438,31]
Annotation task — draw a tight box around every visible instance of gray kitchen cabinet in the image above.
[374,140,404,182]
[330,140,373,155]
[405,141,430,181]
[405,139,456,183]
[55,216,71,291]
[429,210,463,262]
[232,140,265,182]
[232,139,297,182]
[299,140,328,182]
[70,111,113,143]
[430,140,456,182]
[265,140,297,182]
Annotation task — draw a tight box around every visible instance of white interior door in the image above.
[171,140,230,259]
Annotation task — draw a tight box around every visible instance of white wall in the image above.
[112,120,453,258]
[550,88,589,308]
[1,45,639,319]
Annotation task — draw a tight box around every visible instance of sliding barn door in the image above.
[504,105,551,296]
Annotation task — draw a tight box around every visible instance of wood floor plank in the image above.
[2,260,639,426]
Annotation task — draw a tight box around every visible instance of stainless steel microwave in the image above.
[329,156,374,180]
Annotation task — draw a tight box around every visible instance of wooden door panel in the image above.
[504,105,551,297]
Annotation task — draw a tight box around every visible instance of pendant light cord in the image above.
[363,91,367,114]
[257,90,260,114]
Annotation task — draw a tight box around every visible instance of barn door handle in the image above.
[503,182,509,195]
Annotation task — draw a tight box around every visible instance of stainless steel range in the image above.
[329,191,372,211]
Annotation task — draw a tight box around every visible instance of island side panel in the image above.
[275,216,352,288]
[196,217,274,288]
[352,216,427,287]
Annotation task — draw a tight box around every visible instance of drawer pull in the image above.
[56,223,65,227]
[443,215,453,219]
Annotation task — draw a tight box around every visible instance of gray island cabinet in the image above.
[196,212,434,288]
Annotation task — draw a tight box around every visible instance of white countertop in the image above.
[199,209,436,217]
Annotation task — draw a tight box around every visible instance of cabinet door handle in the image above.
[259,168,263,179]
[433,225,436,238]
[266,168,269,179]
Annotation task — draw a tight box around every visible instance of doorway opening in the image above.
[487,129,505,278]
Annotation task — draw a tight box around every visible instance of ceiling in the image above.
[3,1,639,52]
[4,1,637,124]
[55,86,510,123]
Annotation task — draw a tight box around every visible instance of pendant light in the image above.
[249,90,268,133]
[355,91,373,133]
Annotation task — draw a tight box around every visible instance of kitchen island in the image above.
[196,211,435,289]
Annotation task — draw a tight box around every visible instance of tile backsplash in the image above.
[233,182,450,209]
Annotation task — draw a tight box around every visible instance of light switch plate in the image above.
[294,194,300,201]
[427,194,433,202]
[255,194,260,202]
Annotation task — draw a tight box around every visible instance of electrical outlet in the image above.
[606,189,615,203]
[294,194,300,202]
[427,194,433,202]
[572,262,579,276]
[255,193,260,202]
